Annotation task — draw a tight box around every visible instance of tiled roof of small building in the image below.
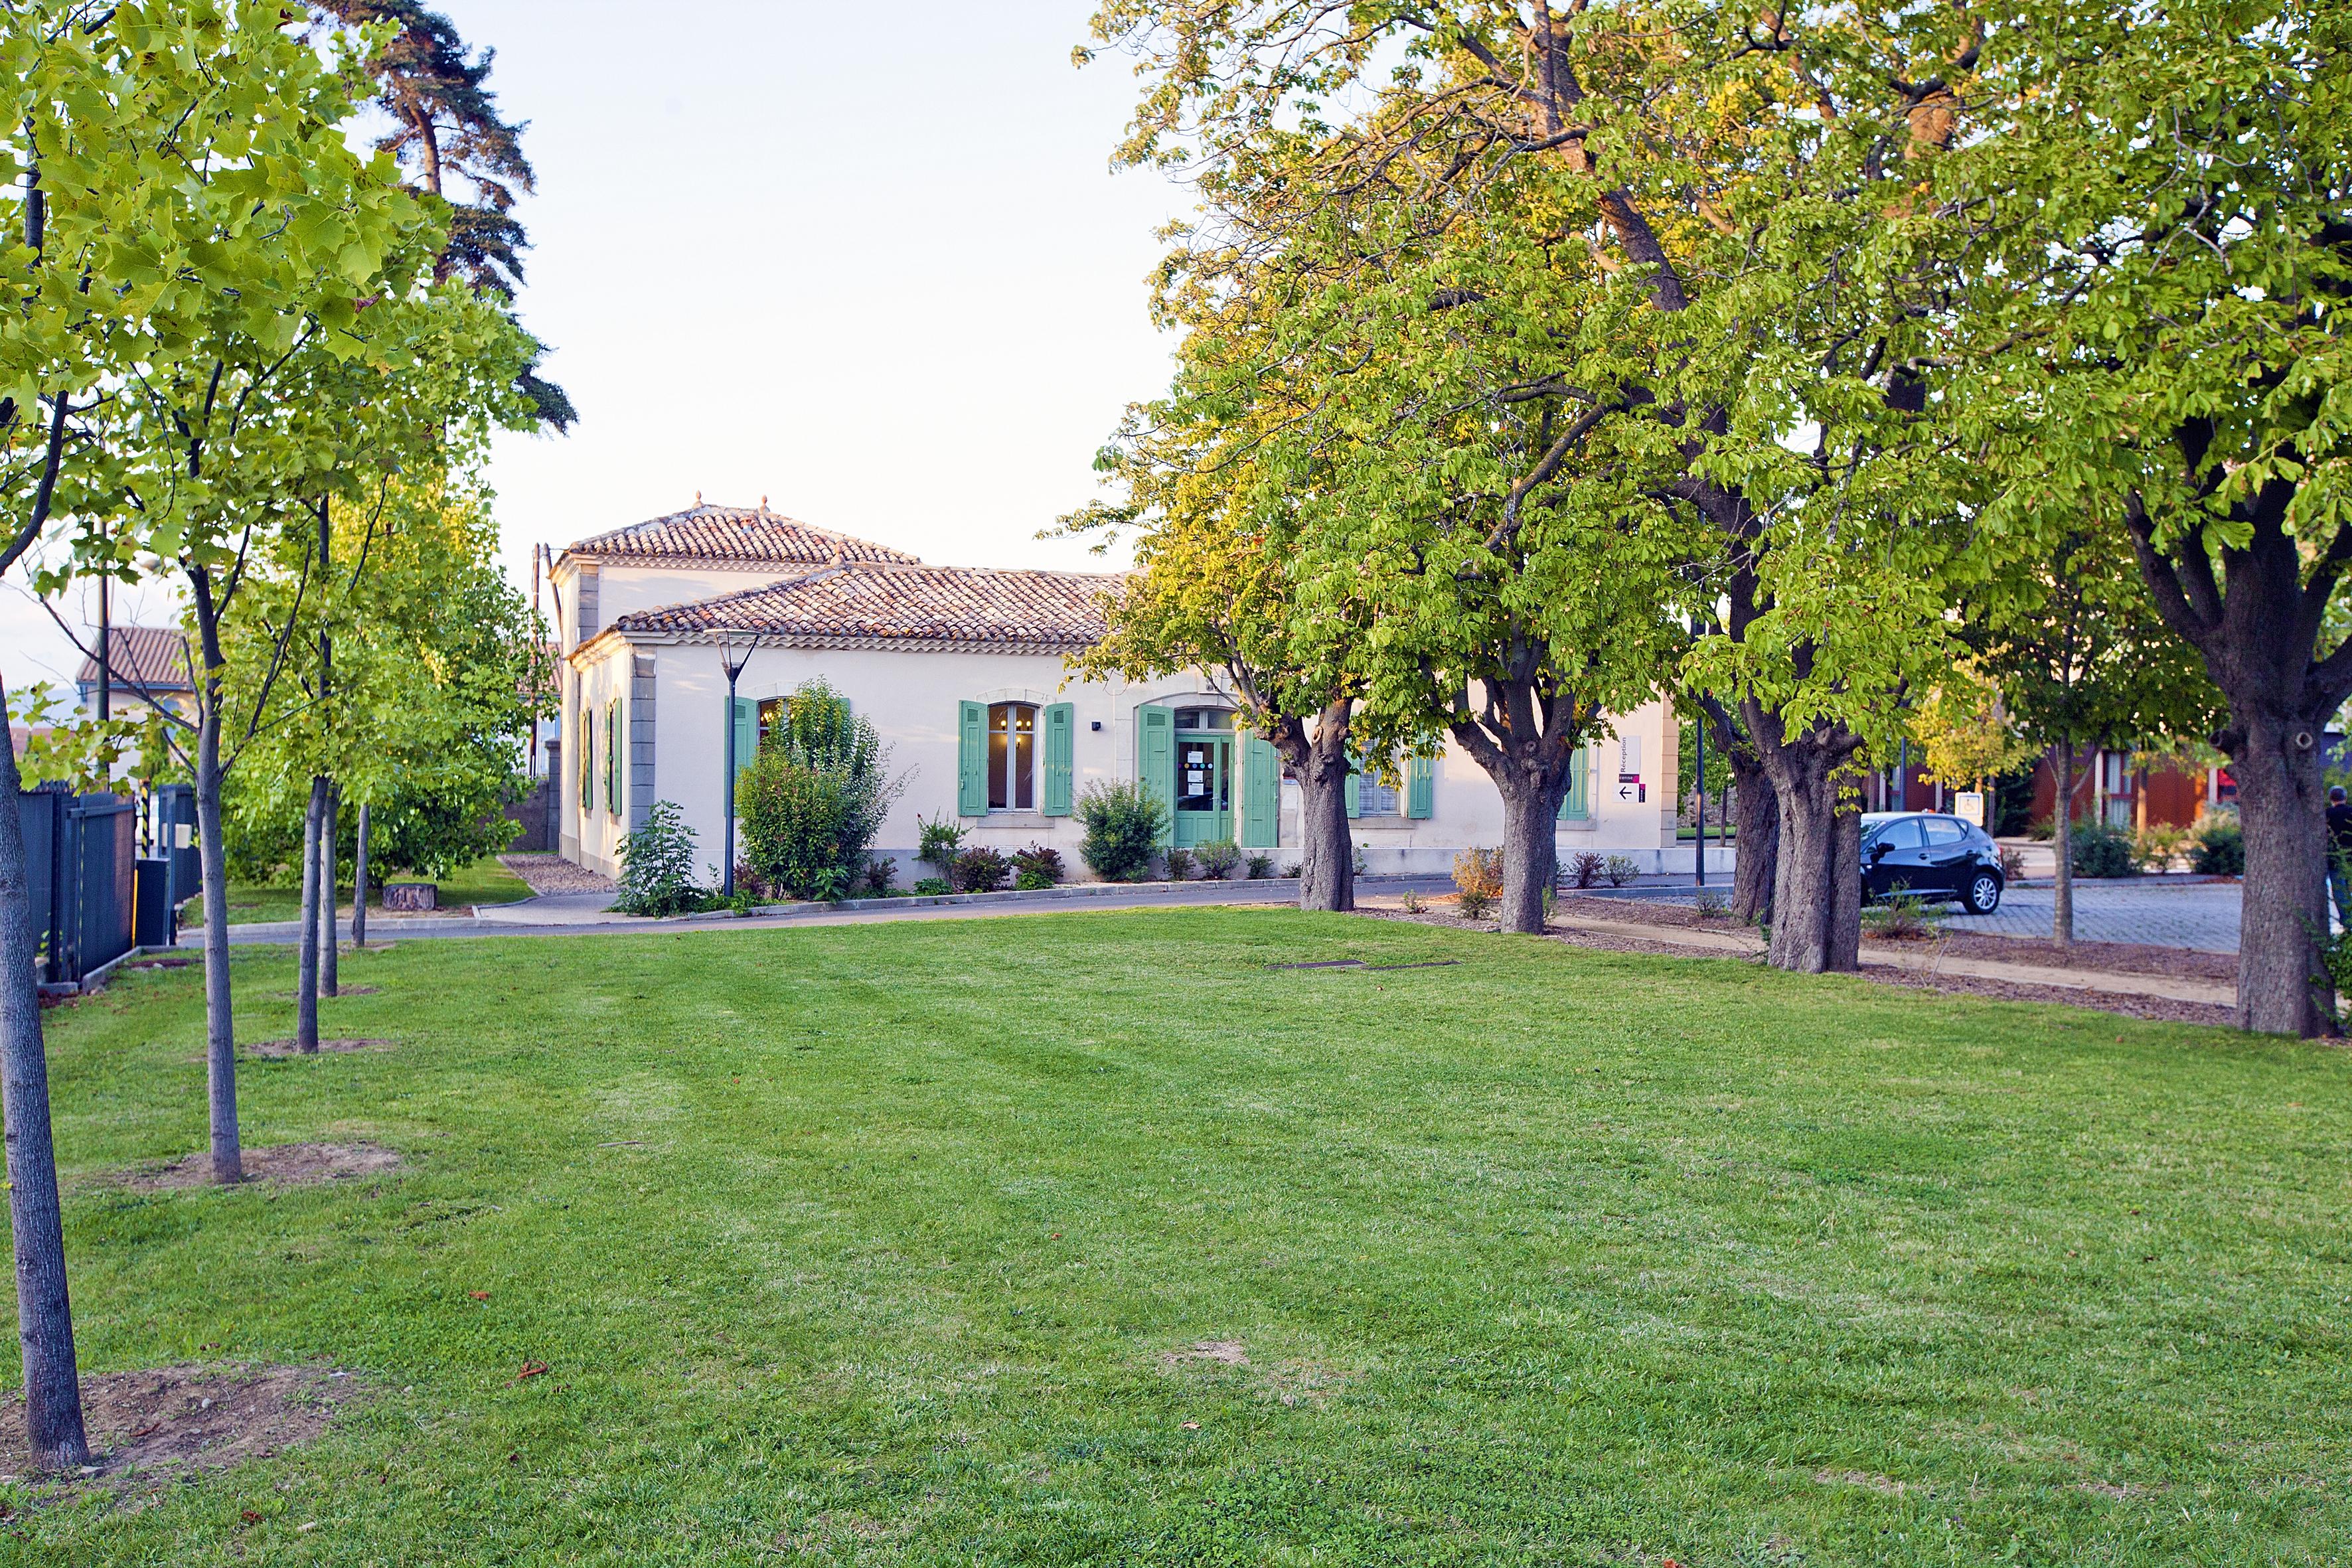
[76,625,192,693]
[564,502,921,566]
[610,562,1117,651]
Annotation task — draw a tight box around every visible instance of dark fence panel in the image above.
[17,787,141,986]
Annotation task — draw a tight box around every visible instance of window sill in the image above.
[964,812,1066,828]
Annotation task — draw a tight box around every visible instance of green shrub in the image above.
[1603,854,1639,888]
[2068,820,2137,879]
[951,846,1011,892]
[1196,838,1241,880]
[1566,851,1605,889]
[2188,811,2244,876]
[1163,847,1195,881]
[911,877,951,896]
[738,680,907,900]
[1863,889,1944,941]
[1076,781,1165,882]
[915,813,965,881]
[1246,853,1277,879]
[1012,844,1063,891]
[613,801,704,915]
[862,856,897,896]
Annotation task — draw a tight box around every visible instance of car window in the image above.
[1922,817,1968,844]
[1871,819,1924,848]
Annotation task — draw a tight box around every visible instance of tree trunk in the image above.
[1285,703,1354,912]
[1495,781,1561,933]
[1701,699,1776,923]
[2051,744,2075,952]
[195,707,240,1183]
[295,775,325,1054]
[1746,701,1862,973]
[351,803,370,948]
[2231,713,2330,1036]
[1726,743,1778,924]
[319,781,339,997]
[0,673,89,1471]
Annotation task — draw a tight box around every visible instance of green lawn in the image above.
[191,853,532,926]
[10,909,2349,1564]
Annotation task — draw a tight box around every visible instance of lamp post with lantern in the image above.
[716,628,757,896]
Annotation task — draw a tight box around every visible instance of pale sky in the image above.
[3,1,1178,702]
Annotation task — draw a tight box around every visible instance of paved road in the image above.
[1588,876,2242,953]
[1962,880,2240,953]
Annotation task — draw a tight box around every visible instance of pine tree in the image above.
[316,1,576,430]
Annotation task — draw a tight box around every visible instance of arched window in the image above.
[988,702,1037,811]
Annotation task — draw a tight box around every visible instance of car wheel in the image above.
[1964,871,2001,915]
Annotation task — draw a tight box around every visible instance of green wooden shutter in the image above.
[1043,702,1074,815]
[732,696,759,779]
[1558,746,1589,821]
[957,701,987,815]
[1406,755,1435,819]
[1241,732,1280,848]
[604,700,619,815]
[1137,706,1175,844]
[1344,759,1362,819]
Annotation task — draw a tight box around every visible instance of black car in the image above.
[1861,811,2006,914]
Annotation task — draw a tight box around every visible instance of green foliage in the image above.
[2191,814,2246,878]
[1566,852,1605,891]
[2069,821,2138,881]
[1162,847,1195,882]
[910,877,951,896]
[915,813,966,880]
[862,856,898,897]
[1195,838,1240,880]
[612,801,702,916]
[1012,844,1064,892]
[1603,856,1640,889]
[1075,780,1164,882]
[1245,853,1276,880]
[736,680,906,901]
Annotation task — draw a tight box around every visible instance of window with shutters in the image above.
[988,702,1038,810]
[604,700,621,817]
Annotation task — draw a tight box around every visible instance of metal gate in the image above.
[19,787,139,986]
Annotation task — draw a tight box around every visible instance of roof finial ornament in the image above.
[760,495,768,510]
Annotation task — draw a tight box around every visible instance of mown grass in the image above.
[7,907,2348,1565]
[190,853,532,926]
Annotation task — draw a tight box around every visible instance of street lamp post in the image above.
[716,630,756,896]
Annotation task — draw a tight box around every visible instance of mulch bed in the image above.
[243,1038,395,1058]
[112,1142,402,1192]
[498,852,614,896]
[0,1363,360,1486]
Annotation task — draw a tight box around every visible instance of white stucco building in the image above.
[551,502,1701,884]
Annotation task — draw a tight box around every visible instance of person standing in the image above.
[2328,785,2352,929]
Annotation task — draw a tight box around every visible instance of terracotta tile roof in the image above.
[609,562,1117,652]
[564,502,920,567]
[76,626,192,694]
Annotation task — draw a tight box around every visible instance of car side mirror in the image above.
[1869,842,1891,861]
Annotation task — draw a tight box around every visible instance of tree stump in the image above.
[380,882,437,912]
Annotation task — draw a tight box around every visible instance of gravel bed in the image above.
[498,853,615,896]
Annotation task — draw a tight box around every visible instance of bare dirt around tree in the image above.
[113,1142,402,1192]
[242,1037,396,1058]
[0,1364,360,1485]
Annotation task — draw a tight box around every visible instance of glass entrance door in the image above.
[1172,734,1231,846]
